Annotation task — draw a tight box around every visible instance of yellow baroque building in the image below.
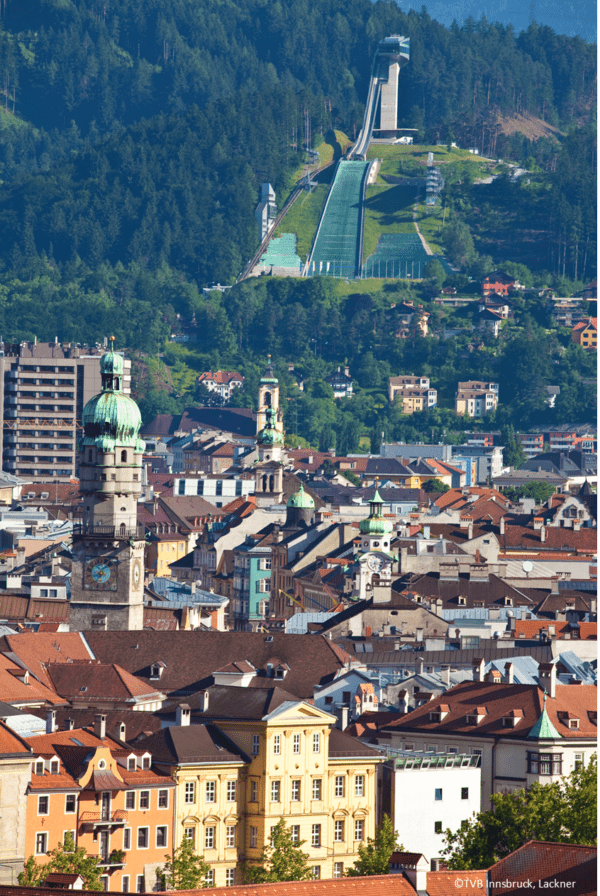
[142,687,383,886]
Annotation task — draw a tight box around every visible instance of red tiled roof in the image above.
[489,841,597,895]
[0,719,32,755]
[383,681,597,739]
[572,318,597,332]
[0,653,66,705]
[427,871,486,895]
[0,632,93,690]
[46,662,165,703]
[513,620,571,639]
[0,875,417,896]
[198,370,244,385]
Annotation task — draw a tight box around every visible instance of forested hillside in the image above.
[0,0,593,448]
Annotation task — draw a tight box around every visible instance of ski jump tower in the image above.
[350,35,410,160]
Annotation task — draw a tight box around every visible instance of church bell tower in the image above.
[70,340,146,631]
[254,357,285,506]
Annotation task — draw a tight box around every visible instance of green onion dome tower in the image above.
[71,338,145,631]
[285,482,315,528]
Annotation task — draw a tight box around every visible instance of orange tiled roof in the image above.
[0,632,94,690]
[427,871,487,895]
[383,681,597,739]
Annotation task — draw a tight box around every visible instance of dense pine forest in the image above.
[0,0,594,446]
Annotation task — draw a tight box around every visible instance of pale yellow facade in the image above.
[174,758,246,888]
[171,703,382,884]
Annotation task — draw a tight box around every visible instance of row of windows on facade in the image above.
[37,788,169,815]
[398,746,577,775]
[178,480,245,496]
[183,821,366,850]
[35,825,169,855]
[183,774,366,804]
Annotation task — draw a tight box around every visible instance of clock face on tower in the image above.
[84,558,118,591]
[367,554,385,573]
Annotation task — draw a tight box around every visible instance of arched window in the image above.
[262,474,268,492]
[264,391,272,407]
[120,523,126,535]
[269,474,274,492]
[121,450,127,463]
[88,450,92,462]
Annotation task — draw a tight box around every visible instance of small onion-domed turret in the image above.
[257,406,284,447]
[285,482,315,529]
[359,486,393,536]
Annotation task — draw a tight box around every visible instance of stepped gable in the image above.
[84,630,350,699]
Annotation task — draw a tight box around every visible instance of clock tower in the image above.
[70,340,146,631]
[353,484,397,603]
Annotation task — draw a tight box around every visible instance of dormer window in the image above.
[503,597,513,607]
[502,710,523,728]
[142,753,151,769]
[34,760,44,776]
[150,663,163,679]
[457,596,466,606]
[429,705,449,723]
[127,756,137,771]
[569,719,580,730]
[50,759,59,775]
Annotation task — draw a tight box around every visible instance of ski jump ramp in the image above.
[304,36,410,279]
[349,35,410,160]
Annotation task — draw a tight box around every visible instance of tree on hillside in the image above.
[347,814,402,876]
[424,259,446,293]
[158,837,212,890]
[500,425,526,469]
[442,757,597,870]
[18,833,103,890]
[244,818,312,884]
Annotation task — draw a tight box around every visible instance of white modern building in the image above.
[382,750,481,864]
[174,475,255,507]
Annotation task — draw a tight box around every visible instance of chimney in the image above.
[417,657,424,675]
[441,667,450,686]
[472,658,485,682]
[200,691,210,713]
[344,366,350,378]
[499,516,505,536]
[119,722,126,741]
[533,517,543,530]
[335,706,349,731]
[176,704,191,726]
[538,663,557,699]
[540,525,546,543]
[405,865,428,891]
[573,518,581,531]
[94,714,107,740]
[65,718,74,731]
[468,520,473,540]
[504,662,514,684]
[46,710,56,734]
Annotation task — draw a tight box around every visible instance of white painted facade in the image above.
[383,751,481,863]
